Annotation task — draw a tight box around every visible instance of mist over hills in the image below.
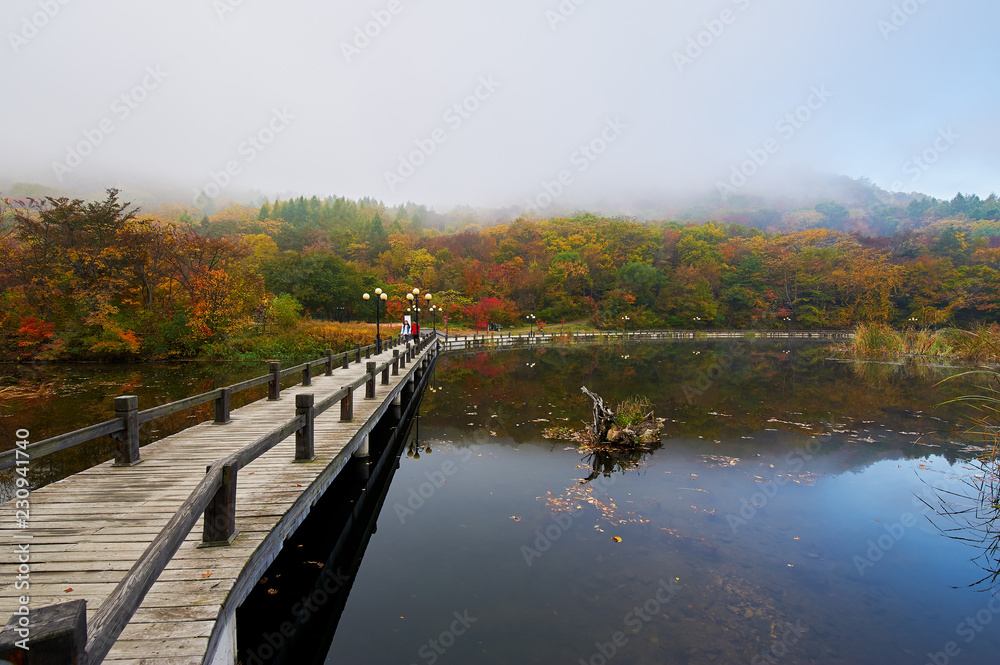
[3,171,997,239]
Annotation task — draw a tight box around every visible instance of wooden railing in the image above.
[0,336,411,474]
[436,328,852,354]
[0,334,437,663]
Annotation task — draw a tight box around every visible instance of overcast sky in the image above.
[3,0,998,212]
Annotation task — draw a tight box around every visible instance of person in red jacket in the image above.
[412,322,420,342]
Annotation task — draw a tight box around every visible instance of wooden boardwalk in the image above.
[436,328,851,354]
[0,339,436,664]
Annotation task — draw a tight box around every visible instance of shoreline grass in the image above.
[850,323,1000,364]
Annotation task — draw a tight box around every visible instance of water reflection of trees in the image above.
[428,343,971,449]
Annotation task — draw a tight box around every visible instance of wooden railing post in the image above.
[268,362,281,401]
[113,395,140,466]
[381,363,390,385]
[302,363,312,387]
[365,346,371,360]
[202,462,239,546]
[366,362,376,399]
[340,386,354,422]
[0,599,86,662]
[355,344,362,364]
[295,394,315,462]
[400,347,407,369]
[214,387,231,424]
[342,352,349,370]
[392,351,400,376]
[325,349,334,376]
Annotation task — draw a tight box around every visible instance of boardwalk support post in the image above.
[0,599,87,663]
[355,434,370,458]
[295,394,315,462]
[340,387,354,422]
[112,395,141,467]
[202,462,239,547]
[366,362,376,399]
[325,349,334,376]
[268,362,281,401]
[214,387,232,424]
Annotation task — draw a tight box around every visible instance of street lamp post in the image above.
[429,304,439,334]
[424,293,433,336]
[363,288,388,353]
[621,315,631,339]
[526,313,536,339]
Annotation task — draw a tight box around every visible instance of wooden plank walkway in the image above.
[0,341,434,664]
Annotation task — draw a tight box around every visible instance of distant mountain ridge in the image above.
[3,173,997,238]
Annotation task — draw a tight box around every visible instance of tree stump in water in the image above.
[581,386,618,442]
[581,386,664,446]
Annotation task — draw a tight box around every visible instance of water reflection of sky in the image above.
[327,344,999,664]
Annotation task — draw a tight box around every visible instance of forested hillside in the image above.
[2,188,999,361]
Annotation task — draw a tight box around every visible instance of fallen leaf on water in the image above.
[267,588,278,595]
[510,516,521,522]
[611,536,622,543]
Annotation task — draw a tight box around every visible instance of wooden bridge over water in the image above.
[0,334,438,664]
[0,327,846,663]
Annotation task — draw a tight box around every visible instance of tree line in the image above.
[2,189,998,361]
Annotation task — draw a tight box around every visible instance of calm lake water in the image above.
[321,341,999,665]
[3,342,999,664]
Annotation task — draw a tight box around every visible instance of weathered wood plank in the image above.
[0,340,437,663]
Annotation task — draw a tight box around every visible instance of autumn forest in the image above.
[2,187,1000,362]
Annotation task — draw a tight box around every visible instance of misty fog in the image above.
[3,0,998,213]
